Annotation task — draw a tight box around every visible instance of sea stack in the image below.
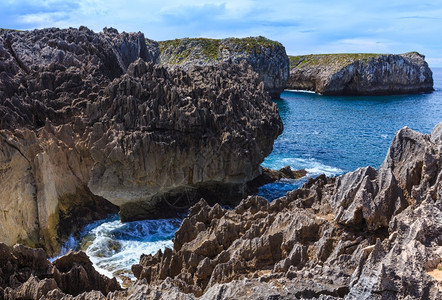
[0,27,283,253]
[287,52,434,95]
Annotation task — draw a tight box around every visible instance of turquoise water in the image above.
[66,68,442,281]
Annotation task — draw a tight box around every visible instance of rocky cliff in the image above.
[0,27,282,254]
[287,52,434,95]
[126,122,442,299]
[2,123,441,299]
[159,37,289,98]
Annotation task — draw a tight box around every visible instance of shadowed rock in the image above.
[0,244,120,299]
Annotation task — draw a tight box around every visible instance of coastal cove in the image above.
[71,68,442,282]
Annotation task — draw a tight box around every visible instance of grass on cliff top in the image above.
[0,28,22,32]
[158,37,221,60]
[289,53,383,69]
[221,36,281,53]
[157,36,281,63]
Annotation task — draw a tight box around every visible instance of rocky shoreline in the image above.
[1,123,441,299]
[287,52,434,95]
[0,26,441,299]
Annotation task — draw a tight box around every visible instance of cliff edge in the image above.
[159,37,289,98]
[287,52,434,95]
[0,27,282,254]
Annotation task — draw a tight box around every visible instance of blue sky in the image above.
[2,0,442,67]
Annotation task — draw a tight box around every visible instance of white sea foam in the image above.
[83,217,180,281]
[53,215,180,283]
[284,89,316,94]
[264,156,343,177]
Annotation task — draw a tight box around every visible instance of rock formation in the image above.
[0,243,120,299]
[159,37,290,98]
[287,52,434,95]
[0,126,440,299]
[246,165,307,194]
[0,27,282,253]
[127,123,442,299]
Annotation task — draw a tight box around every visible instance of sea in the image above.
[53,68,442,282]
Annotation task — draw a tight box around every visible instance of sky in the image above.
[2,0,442,67]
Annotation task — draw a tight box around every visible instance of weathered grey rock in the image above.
[130,123,442,299]
[287,52,434,95]
[0,243,120,299]
[159,37,289,98]
[88,59,282,222]
[0,27,282,252]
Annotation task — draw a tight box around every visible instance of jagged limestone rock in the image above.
[0,243,120,299]
[129,123,442,299]
[0,27,282,252]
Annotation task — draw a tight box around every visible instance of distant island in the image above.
[287,52,434,95]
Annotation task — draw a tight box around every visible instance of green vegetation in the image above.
[289,53,382,69]
[221,36,281,54]
[158,38,221,61]
[0,28,22,32]
[157,36,282,64]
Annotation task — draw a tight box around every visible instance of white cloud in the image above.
[2,0,442,66]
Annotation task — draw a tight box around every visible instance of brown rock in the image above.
[246,166,307,194]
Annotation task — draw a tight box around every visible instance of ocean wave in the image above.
[52,214,181,282]
[83,216,180,281]
[284,89,316,94]
[263,156,343,177]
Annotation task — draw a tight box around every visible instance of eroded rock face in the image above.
[0,27,282,252]
[159,37,289,98]
[287,52,434,95]
[129,123,442,299]
[0,243,120,299]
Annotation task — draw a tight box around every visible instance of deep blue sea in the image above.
[57,68,442,281]
[259,68,442,199]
